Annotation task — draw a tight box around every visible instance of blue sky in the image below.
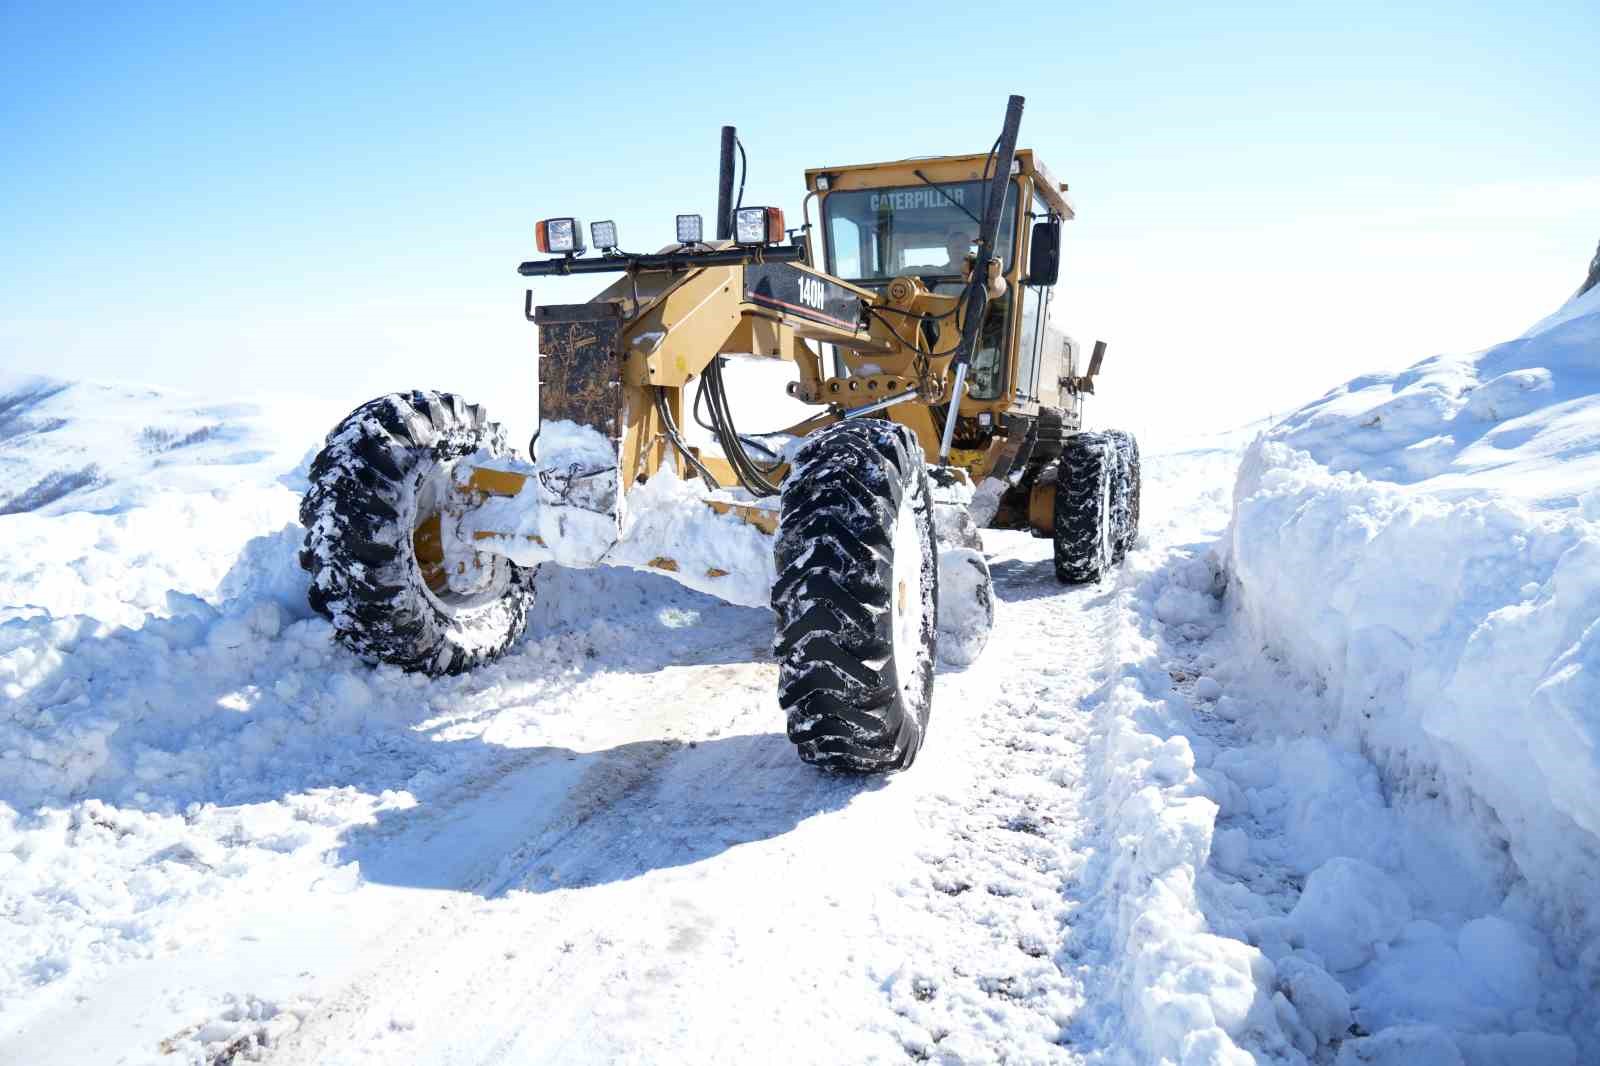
[3,1,1597,432]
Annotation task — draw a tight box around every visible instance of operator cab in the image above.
[805,150,1074,410]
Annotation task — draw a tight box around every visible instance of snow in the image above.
[0,374,335,630]
[3,296,1597,1066]
[606,471,777,608]
[1211,285,1600,1061]
[464,424,780,608]
[1244,283,1600,509]
[0,374,337,519]
[1284,858,1412,973]
[928,469,995,666]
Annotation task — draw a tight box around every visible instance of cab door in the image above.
[1014,193,1054,405]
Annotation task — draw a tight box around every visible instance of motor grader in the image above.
[299,95,1139,773]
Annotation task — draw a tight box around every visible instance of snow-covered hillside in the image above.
[0,375,337,517]
[2,324,1595,1064]
[0,375,342,629]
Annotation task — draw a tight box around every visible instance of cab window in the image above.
[821,180,1018,284]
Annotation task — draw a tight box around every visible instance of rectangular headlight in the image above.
[590,220,618,251]
[733,206,784,246]
[536,217,584,254]
[676,214,703,244]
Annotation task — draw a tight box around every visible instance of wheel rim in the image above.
[410,460,512,615]
[413,512,449,594]
[889,488,928,706]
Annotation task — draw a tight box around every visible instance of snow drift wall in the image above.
[1223,285,1600,984]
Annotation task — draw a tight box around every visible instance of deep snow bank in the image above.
[1224,287,1600,1003]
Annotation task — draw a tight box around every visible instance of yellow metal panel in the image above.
[804,149,1072,219]
[946,446,995,481]
[413,513,448,593]
[464,467,530,498]
[691,452,739,487]
[472,530,545,546]
[624,268,745,389]
[887,405,943,461]
[1029,478,1056,534]
[705,498,780,535]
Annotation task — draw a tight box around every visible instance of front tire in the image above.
[299,391,536,675]
[772,420,938,773]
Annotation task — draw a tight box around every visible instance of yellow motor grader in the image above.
[299,95,1139,772]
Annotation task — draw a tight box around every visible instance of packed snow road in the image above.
[262,535,1121,1066]
[3,519,1139,1064]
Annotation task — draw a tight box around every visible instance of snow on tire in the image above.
[1053,431,1117,585]
[927,470,994,667]
[299,390,536,675]
[772,419,938,773]
[1106,429,1141,560]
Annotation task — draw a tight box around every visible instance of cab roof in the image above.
[804,148,1075,220]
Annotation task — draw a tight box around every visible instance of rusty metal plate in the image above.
[534,302,625,445]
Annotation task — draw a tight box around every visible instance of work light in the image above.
[590,220,618,252]
[733,206,784,246]
[535,217,584,255]
[676,214,703,244]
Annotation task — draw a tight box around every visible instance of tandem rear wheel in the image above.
[1053,429,1140,585]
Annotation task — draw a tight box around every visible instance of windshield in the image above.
[822,180,1018,284]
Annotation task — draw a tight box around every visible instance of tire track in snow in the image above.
[267,535,1136,1065]
[851,538,1127,1063]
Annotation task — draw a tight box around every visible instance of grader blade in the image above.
[446,422,778,608]
[454,426,622,571]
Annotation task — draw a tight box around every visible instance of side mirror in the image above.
[1026,219,1061,286]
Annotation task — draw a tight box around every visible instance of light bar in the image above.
[535,217,584,255]
[590,220,618,251]
[676,214,703,244]
[733,206,785,246]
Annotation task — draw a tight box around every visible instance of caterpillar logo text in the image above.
[867,187,964,212]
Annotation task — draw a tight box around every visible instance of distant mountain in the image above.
[0,373,342,515]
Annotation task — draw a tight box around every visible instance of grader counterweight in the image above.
[298,94,1141,773]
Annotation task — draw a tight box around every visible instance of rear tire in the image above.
[1053,431,1116,584]
[772,420,938,773]
[1107,430,1141,560]
[299,391,536,675]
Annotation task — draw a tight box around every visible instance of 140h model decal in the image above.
[799,276,825,311]
[744,263,861,330]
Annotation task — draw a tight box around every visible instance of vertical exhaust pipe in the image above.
[716,126,738,241]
